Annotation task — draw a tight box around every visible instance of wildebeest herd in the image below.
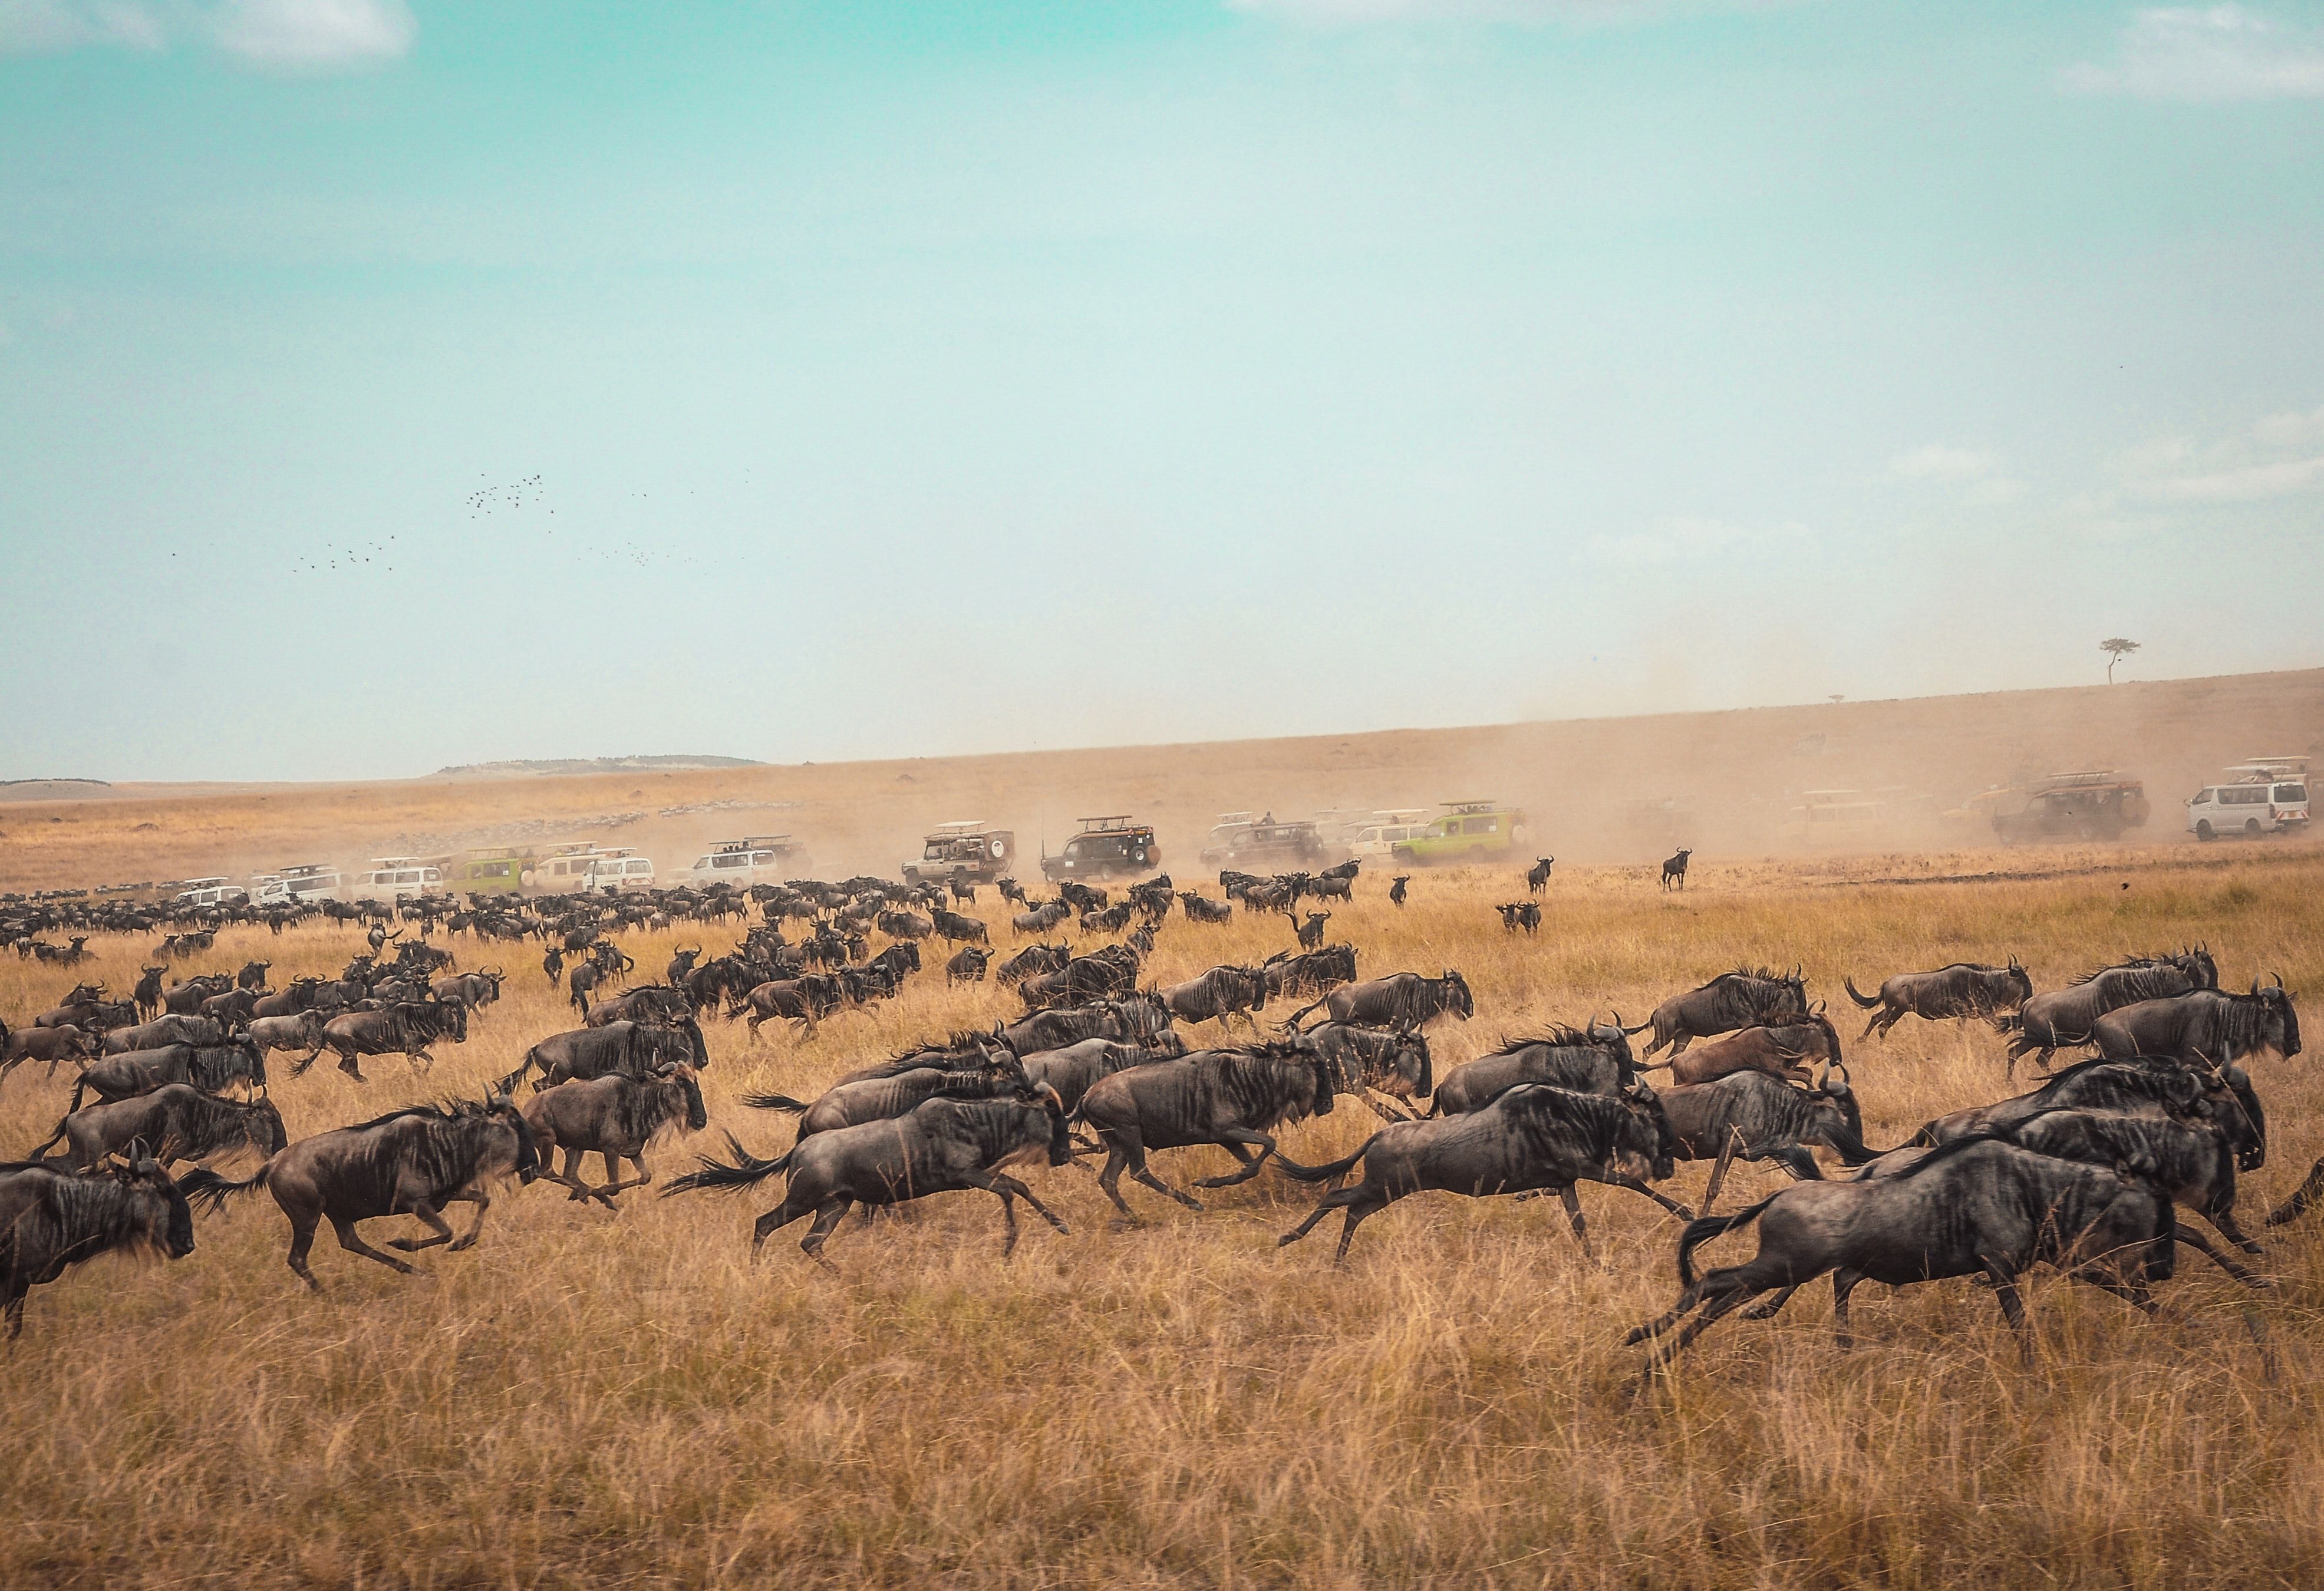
[0,863,2310,1379]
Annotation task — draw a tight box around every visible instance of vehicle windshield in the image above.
[2277,784,2307,801]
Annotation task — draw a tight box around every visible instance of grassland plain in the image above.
[2,843,2322,1589]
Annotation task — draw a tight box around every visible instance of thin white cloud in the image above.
[1889,443,1998,480]
[0,0,164,53]
[1583,515,1809,568]
[2061,5,2324,101]
[210,0,410,67]
[2132,455,2324,503]
[2076,402,2324,512]
[0,0,410,66]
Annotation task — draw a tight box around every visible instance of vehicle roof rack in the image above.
[1440,800,1499,814]
[2229,757,2308,779]
[1076,815,1135,831]
[928,821,988,834]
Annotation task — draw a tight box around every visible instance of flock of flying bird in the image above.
[0,862,2310,1375]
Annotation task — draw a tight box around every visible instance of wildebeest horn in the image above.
[2253,977,2263,996]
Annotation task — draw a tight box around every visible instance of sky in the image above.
[2,0,2320,782]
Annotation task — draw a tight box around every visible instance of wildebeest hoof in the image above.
[447,1236,476,1252]
[1106,1217,1145,1232]
[385,1237,421,1251]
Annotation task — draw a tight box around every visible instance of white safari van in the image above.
[357,859,445,900]
[253,864,344,906]
[2188,758,2309,840]
[584,850,657,892]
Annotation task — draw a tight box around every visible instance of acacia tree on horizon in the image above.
[2101,637,2140,683]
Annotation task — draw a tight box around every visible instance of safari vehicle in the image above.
[355,858,447,900]
[1784,789,1901,846]
[1343,810,1432,862]
[690,835,806,888]
[1040,816,1160,882]
[2188,757,2309,840]
[252,863,344,905]
[443,849,536,894]
[901,823,1015,887]
[584,849,657,892]
[1990,771,2150,844]
[172,876,250,909]
[1392,801,1531,867]
[1198,812,1329,869]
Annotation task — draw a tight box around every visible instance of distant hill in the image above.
[0,778,112,803]
[431,755,764,779]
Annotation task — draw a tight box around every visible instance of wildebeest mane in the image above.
[1484,1024,1595,1057]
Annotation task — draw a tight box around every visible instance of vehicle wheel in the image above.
[2196,821,2214,841]
[2247,818,2263,836]
[2076,822,2098,841]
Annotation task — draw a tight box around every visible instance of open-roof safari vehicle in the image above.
[1391,801,1531,866]
[1040,816,1160,882]
[902,821,1017,886]
[2188,757,2309,840]
[687,836,806,887]
[1990,771,2150,843]
[1198,812,1329,869]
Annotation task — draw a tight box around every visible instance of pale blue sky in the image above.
[3,0,2320,780]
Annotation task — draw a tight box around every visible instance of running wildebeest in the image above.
[1,1023,99,1086]
[1627,966,1808,1058]
[932,907,988,945]
[1429,1022,1641,1117]
[1017,1037,1182,1115]
[103,1014,228,1055]
[997,942,1072,986]
[732,976,842,1040]
[1844,959,2034,1040]
[1158,965,1270,1031]
[1262,944,1358,1001]
[1998,956,2207,1077]
[42,1084,288,1171]
[995,994,1175,1057]
[1276,1083,1674,1263]
[1388,875,1409,907]
[302,999,469,1082]
[244,1009,329,1072]
[495,1020,703,1094]
[1658,1068,1875,1212]
[1526,856,1555,894]
[0,1152,195,1338]
[1624,1138,2176,1366]
[1642,1012,1844,1090]
[1077,1042,1339,1223]
[1660,849,1692,890]
[1495,902,1541,936]
[42,1042,267,1129]
[430,968,506,1014]
[182,1097,540,1290]
[1287,969,1471,1033]
[1295,1024,1432,1122]
[741,1053,1030,1156]
[667,1090,1073,1264]
[1911,1053,2266,1173]
[2091,981,2300,1071]
[947,946,993,985]
[524,1064,707,1206]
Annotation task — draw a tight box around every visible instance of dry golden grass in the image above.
[4,841,2323,1588]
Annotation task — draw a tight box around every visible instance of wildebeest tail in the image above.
[1676,1194,1778,1287]
[1273,1134,1381,1183]
[1282,997,1327,1031]
[663,1131,792,1194]
[2266,1155,2324,1227]
[740,1091,810,1113]
[494,1051,538,1096]
[179,1161,273,1214]
[27,1108,74,1159]
[1842,977,1883,1009]
[1621,1018,1653,1036]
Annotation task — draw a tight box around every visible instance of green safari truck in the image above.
[1392,801,1531,866]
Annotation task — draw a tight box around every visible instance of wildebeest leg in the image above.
[1668,1034,1693,1057]
[983,1173,1070,1242]
[442,1188,493,1250]
[338,1054,367,1083]
[407,1047,435,1075]
[1555,1186,1596,1260]
[552,1148,596,1203]
[1095,1145,1145,1223]
[1699,1131,1740,1214]
[750,1196,813,1253]
[1830,1269,1865,1348]
[331,1216,416,1275]
[2202,1203,2264,1256]
[1606,1177,1692,1221]
[602,1153,652,1198]
[1979,1257,2035,1364]
[797,1197,853,1269]
[1651,1274,1768,1366]
[2174,1226,2270,1289]
[1278,1186,1365,1249]
[387,1199,457,1252]
[1193,1131,1277,1188]
[1740,1283,1803,1321]
[746,1012,764,1042]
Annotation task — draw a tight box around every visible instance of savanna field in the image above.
[4,842,2323,1590]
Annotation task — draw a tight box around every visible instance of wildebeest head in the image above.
[1587,1015,1639,1075]
[2004,956,2035,1006]
[1391,1027,1432,1097]
[487,1093,542,1184]
[114,1140,197,1261]
[657,1062,710,1131]
[2252,976,2300,1058]
[1620,1083,1676,1183]
[1443,969,1474,1021]
[1815,1062,1864,1147]
[1039,1082,1073,1166]
[1309,1049,1339,1116]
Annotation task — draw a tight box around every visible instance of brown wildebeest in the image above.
[182,1098,540,1290]
[1016,1037,1182,1115]
[1525,856,1554,894]
[1,1023,99,1086]
[741,1056,1029,1158]
[1389,876,1409,907]
[1156,965,1269,1031]
[40,1043,267,1131]
[44,1084,288,1171]
[1295,912,1331,950]
[585,985,693,1028]
[1997,956,2207,1077]
[103,1014,228,1055]
[1658,1070,1875,1213]
[1626,966,1808,1059]
[1844,959,2033,1040]
[245,1009,329,1071]
[524,1064,707,1206]
[947,946,993,985]
[1287,969,1471,1032]
[1294,1023,1432,1123]
[1641,1012,1845,1090]
[1178,892,1234,925]
[1660,848,1692,890]
[1276,1082,1674,1263]
[1,1152,195,1338]
[731,976,842,1040]
[302,1001,468,1082]
[495,1021,701,1094]
[667,1091,1073,1265]
[1077,1042,1340,1223]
